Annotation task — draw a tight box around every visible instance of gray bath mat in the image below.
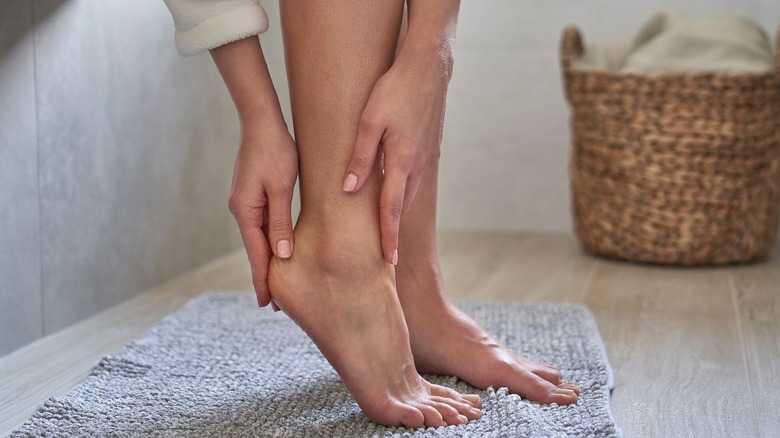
[12,291,621,437]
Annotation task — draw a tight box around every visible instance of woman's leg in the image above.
[268,0,481,428]
[395,164,581,404]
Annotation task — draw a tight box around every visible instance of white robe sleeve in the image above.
[163,0,269,56]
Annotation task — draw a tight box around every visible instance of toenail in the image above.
[462,394,480,403]
[555,388,576,396]
[441,422,448,427]
[458,415,468,424]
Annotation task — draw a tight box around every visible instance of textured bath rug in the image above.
[12,291,621,437]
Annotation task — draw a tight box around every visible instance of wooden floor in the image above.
[1,231,778,437]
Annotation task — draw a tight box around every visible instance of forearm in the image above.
[401,0,460,78]
[210,37,285,130]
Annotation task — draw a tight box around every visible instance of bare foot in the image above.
[397,262,580,405]
[267,224,483,428]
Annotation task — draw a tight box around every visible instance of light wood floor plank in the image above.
[728,243,780,438]
[584,259,756,438]
[437,231,528,299]
[438,231,595,302]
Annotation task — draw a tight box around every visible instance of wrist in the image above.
[400,5,458,79]
[396,43,455,82]
[239,107,288,139]
[238,104,286,131]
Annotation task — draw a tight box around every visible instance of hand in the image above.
[342,51,451,265]
[229,120,298,308]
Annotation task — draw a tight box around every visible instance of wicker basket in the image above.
[561,25,780,265]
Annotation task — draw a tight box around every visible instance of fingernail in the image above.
[555,388,576,396]
[277,239,291,258]
[462,394,480,403]
[391,249,398,265]
[343,173,358,192]
[458,415,468,424]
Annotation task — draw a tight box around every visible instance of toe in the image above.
[430,384,483,409]
[559,380,580,396]
[549,386,579,404]
[429,384,460,399]
[397,404,425,429]
[532,365,563,385]
[432,396,482,421]
[508,369,578,405]
[461,393,483,409]
[422,398,464,425]
[410,401,445,428]
[365,399,425,429]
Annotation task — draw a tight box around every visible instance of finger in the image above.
[233,208,273,307]
[343,114,383,193]
[267,184,295,259]
[379,167,408,265]
[401,168,424,214]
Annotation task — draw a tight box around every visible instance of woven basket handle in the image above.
[560,26,584,71]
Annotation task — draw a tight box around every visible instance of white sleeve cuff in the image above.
[173,4,269,56]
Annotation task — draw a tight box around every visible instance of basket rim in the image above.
[564,67,779,79]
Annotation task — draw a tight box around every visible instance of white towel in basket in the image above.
[577,11,774,73]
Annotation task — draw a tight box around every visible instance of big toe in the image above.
[509,370,579,405]
[532,364,563,385]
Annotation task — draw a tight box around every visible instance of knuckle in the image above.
[399,154,416,172]
[227,196,243,217]
[359,113,378,131]
[381,201,404,219]
[267,183,292,199]
[387,151,415,173]
[269,218,291,234]
[351,153,373,170]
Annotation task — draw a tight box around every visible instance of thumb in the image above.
[267,186,295,259]
[343,114,383,193]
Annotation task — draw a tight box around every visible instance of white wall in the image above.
[0,0,242,357]
[261,1,779,233]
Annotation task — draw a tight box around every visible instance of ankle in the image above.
[293,214,387,276]
[396,252,439,279]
